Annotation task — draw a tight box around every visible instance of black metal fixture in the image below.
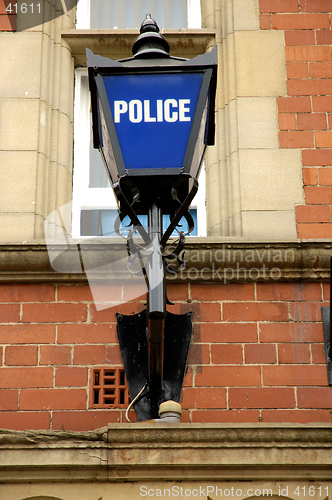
[87,15,217,421]
[322,257,332,384]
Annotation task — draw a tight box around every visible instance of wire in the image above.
[125,383,148,423]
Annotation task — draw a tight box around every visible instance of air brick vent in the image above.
[90,367,130,408]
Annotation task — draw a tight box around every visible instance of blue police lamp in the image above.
[87,15,217,421]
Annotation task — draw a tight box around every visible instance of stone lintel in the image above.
[0,240,330,283]
[61,29,217,65]
[0,424,331,482]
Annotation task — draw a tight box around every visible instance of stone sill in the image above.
[0,240,330,283]
[61,28,217,66]
[0,424,331,482]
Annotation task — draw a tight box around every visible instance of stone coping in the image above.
[0,424,331,482]
[0,240,330,283]
[62,29,217,66]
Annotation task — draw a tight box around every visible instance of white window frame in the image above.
[72,0,206,238]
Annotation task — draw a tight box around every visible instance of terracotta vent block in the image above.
[90,367,130,408]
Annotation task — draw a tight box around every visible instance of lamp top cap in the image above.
[132,13,170,59]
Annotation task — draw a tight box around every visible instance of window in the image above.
[72,0,205,238]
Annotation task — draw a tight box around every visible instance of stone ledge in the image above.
[62,29,217,65]
[0,424,331,482]
[0,240,330,283]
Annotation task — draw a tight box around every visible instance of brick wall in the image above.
[260,0,332,239]
[0,281,329,431]
[0,0,16,31]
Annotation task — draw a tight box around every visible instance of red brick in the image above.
[57,284,94,302]
[106,344,123,365]
[302,149,332,166]
[195,366,261,387]
[183,366,193,387]
[229,388,295,409]
[296,204,330,222]
[89,302,144,323]
[57,323,117,344]
[271,13,329,30]
[187,343,210,364]
[305,186,332,203]
[0,324,55,344]
[0,367,53,388]
[256,282,322,301]
[297,223,332,239]
[5,346,38,366]
[279,113,297,130]
[284,30,315,45]
[39,345,72,365]
[0,14,16,30]
[166,283,189,302]
[191,283,255,302]
[55,367,88,387]
[22,303,87,323]
[280,131,314,148]
[316,30,332,45]
[0,412,50,430]
[298,387,332,408]
[286,46,332,62]
[263,365,328,386]
[259,0,299,13]
[323,282,330,301]
[73,345,106,365]
[277,96,312,112]
[260,322,323,343]
[191,302,221,322]
[245,344,276,364]
[300,0,332,12]
[0,304,20,322]
[182,387,227,409]
[329,113,332,128]
[319,167,332,184]
[312,96,332,112]
[223,302,288,322]
[191,409,260,423]
[20,389,87,410]
[0,389,18,410]
[262,409,331,422]
[288,80,332,97]
[198,323,258,343]
[278,343,311,363]
[0,0,13,14]
[289,302,322,321]
[0,284,55,302]
[311,343,326,363]
[260,14,271,29]
[211,344,243,364]
[286,63,309,80]
[315,130,332,148]
[52,410,121,431]
[310,62,332,78]
[297,113,327,130]
[123,283,147,302]
[302,167,318,185]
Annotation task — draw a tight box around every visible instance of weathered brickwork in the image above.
[260,0,332,239]
[0,281,329,430]
[0,0,16,30]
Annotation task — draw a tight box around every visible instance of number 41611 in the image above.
[6,3,41,14]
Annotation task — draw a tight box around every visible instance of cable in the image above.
[125,383,148,423]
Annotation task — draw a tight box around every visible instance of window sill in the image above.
[61,28,216,66]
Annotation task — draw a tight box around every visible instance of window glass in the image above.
[89,0,188,29]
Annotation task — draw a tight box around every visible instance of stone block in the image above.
[0,33,42,98]
[0,213,35,242]
[233,0,260,31]
[235,30,287,97]
[0,99,39,151]
[0,151,38,211]
[237,97,279,149]
[239,149,304,211]
[242,210,298,240]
